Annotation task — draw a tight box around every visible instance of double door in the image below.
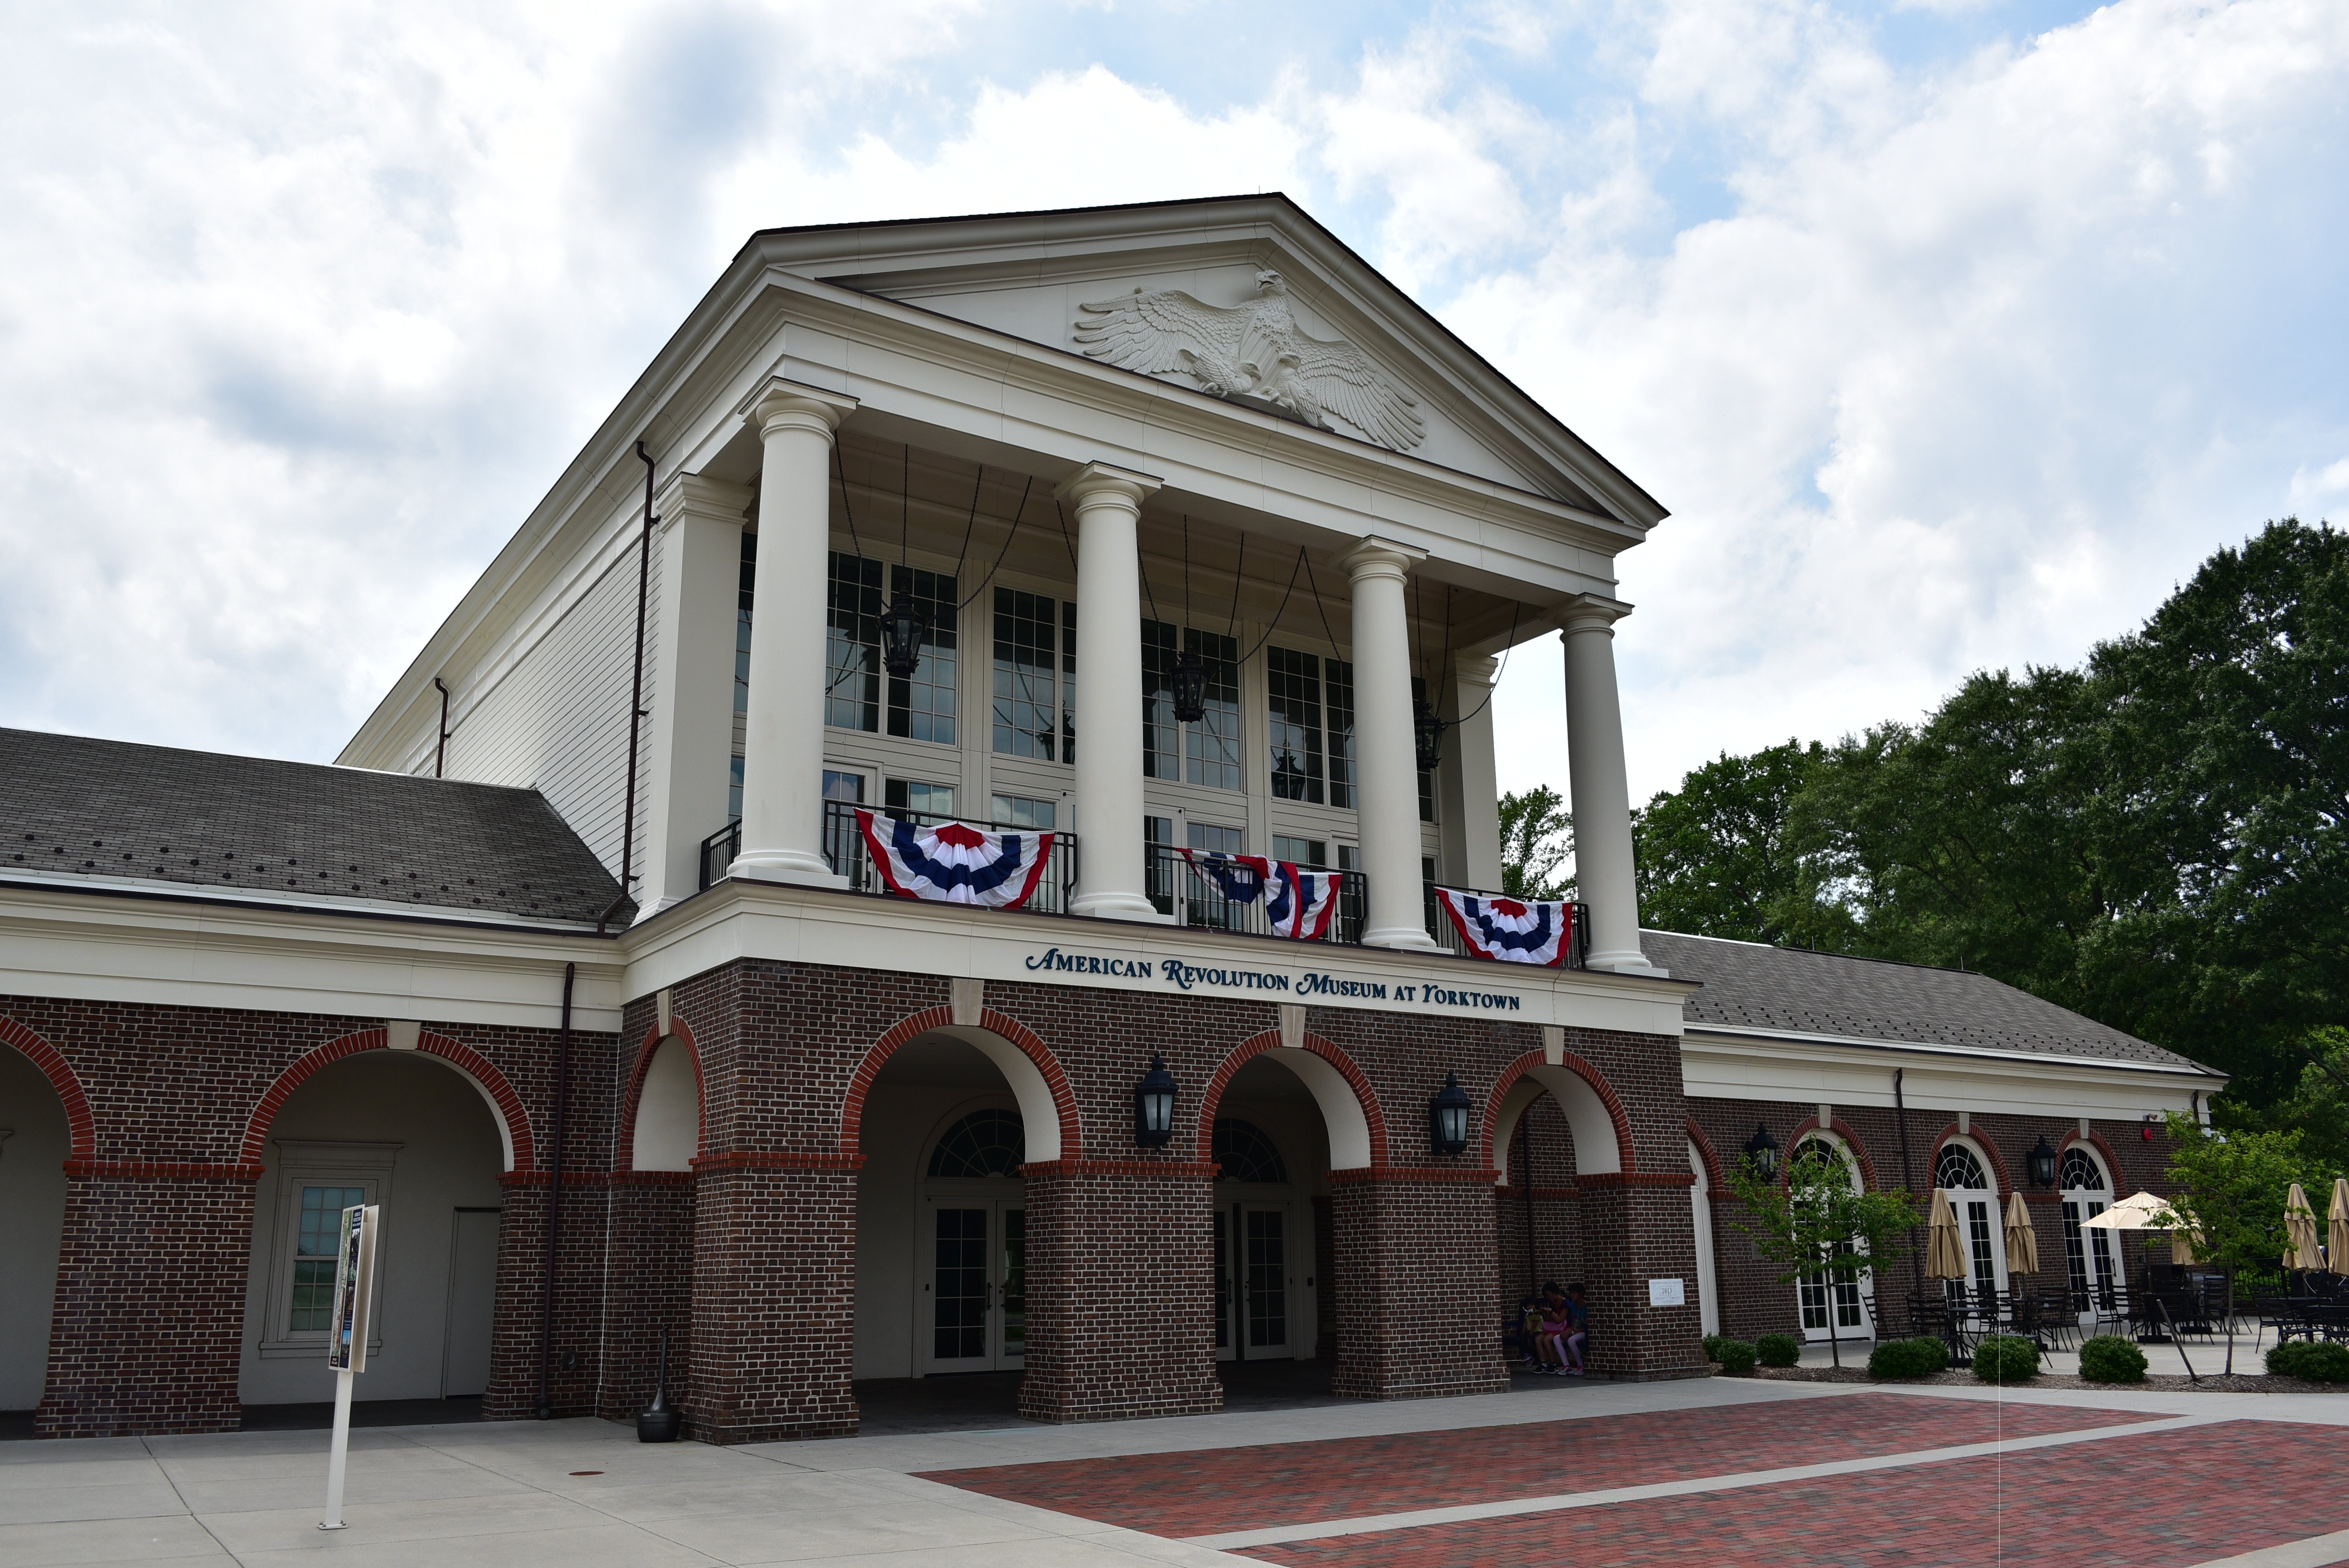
[924,1197,1024,1373]
[1213,1202,1293,1360]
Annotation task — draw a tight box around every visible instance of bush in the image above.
[1701,1334,1727,1364]
[1972,1334,2040,1383]
[2079,1335,2148,1383]
[2267,1340,2349,1383]
[1868,1337,1950,1380]
[1756,1332,1802,1368]
[1713,1338,1759,1375]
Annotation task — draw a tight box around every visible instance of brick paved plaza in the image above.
[6,1373,2345,1566]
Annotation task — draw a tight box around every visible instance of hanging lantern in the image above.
[879,590,927,679]
[1428,1071,1474,1157]
[1172,649,1207,724]
[1413,699,1445,772]
[1743,1122,1780,1182]
[1134,1054,1178,1147]
[2026,1134,2058,1189]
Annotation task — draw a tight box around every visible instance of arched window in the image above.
[2058,1143,2119,1314]
[1934,1139,2002,1311]
[1212,1119,1287,1184]
[2059,1148,2104,1191]
[1934,1144,1988,1191]
[1792,1135,1868,1339]
[928,1108,1025,1178]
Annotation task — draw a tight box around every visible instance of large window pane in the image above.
[886,565,957,745]
[993,588,1061,760]
[828,552,883,732]
[1326,658,1356,809]
[290,1184,366,1333]
[1141,620,1180,780]
[1266,647,1324,804]
[1186,628,1241,790]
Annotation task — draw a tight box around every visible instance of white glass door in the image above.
[924,1199,1025,1372]
[1213,1202,1295,1360]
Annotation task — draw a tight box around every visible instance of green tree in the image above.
[1632,741,1827,945]
[1498,785,1573,900]
[2219,1027,2349,1177]
[2148,1111,2321,1373]
[1723,1140,1921,1368]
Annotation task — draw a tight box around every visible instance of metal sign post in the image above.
[319,1203,380,1532]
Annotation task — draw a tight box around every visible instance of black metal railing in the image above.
[1424,884,1592,968]
[699,806,1079,912]
[1146,844,1366,945]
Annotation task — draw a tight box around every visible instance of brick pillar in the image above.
[1313,1194,1337,1358]
[1018,1162,1221,1422]
[597,1174,696,1421]
[689,1161,857,1441]
[1329,1173,1507,1400]
[1577,1176,1710,1379]
[485,1173,609,1421]
[38,1169,254,1438]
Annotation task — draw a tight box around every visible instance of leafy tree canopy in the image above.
[1499,785,1574,900]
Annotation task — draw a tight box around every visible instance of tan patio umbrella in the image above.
[2003,1190,2040,1276]
[2082,1190,2199,1260]
[1926,1189,1969,1281]
[2331,1177,2349,1275]
[2284,1182,2324,1271]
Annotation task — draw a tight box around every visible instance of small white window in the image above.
[260,1141,396,1359]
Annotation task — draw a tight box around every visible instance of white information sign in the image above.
[320,1204,380,1531]
[1647,1277,1686,1308]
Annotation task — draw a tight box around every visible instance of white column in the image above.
[731,378,857,887]
[634,473,750,921]
[1561,596,1656,972]
[1438,654,1504,893]
[1342,539,1440,951]
[1057,463,1166,921]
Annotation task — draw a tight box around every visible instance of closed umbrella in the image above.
[2331,1178,2349,1275]
[2284,1183,2323,1271]
[2003,1191,2040,1276]
[1927,1189,1969,1281]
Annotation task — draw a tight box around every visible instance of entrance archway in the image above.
[237,1040,508,1408]
[0,1024,78,1417]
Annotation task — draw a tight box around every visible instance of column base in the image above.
[729,850,848,889]
[1070,891,1173,923]
[1587,953,1667,976]
[1361,925,1442,952]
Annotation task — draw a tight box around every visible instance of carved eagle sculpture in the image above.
[1074,271,1426,452]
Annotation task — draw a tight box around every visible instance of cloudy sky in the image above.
[2,0,2344,805]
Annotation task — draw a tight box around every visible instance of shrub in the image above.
[1756,1332,1802,1368]
[1701,1335,1727,1364]
[1868,1337,1950,1380]
[2267,1340,2349,1383]
[1972,1335,2040,1383]
[2079,1335,2148,1384]
[1713,1338,1759,1375]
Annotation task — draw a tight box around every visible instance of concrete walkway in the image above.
[4,1376,2343,1567]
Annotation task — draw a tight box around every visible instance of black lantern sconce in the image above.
[1412,698,1446,772]
[879,590,928,680]
[2026,1134,2058,1189]
[1743,1122,1780,1182]
[1134,1054,1178,1147]
[1428,1072,1474,1157]
[1171,649,1207,724]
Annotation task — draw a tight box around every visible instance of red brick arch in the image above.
[616,1017,704,1173]
[241,1028,536,1172]
[841,1005,1082,1161]
[0,1014,95,1162]
[1930,1122,2010,1196]
[1478,1049,1636,1175]
[1788,1114,1880,1190]
[1686,1117,1727,1194]
[2056,1127,2126,1190]
[1195,1029,1390,1169]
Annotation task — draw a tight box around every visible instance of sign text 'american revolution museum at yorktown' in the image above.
[1021,945,1527,1011]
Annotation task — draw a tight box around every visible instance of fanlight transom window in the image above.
[2059,1148,2107,1192]
[1213,1118,1287,1184]
[928,1108,1026,1178]
[1935,1144,1989,1190]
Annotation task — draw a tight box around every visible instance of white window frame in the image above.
[258,1140,398,1359]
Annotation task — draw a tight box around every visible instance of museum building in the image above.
[0,196,2221,1442]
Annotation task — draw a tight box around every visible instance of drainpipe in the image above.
[433,677,451,779]
[1894,1068,1924,1302]
[537,961,576,1420]
[599,441,657,936]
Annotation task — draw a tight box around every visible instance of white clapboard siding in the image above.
[433,538,664,884]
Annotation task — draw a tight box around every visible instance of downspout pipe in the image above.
[537,960,576,1420]
[433,677,451,779]
[1895,1068,1924,1301]
[601,441,658,935]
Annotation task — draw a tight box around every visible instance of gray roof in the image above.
[1,728,626,927]
[1641,928,2212,1074]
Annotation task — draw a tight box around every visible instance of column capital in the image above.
[1054,461,1162,511]
[653,472,754,537]
[736,376,858,440]
[1558,592,1634,637]
[1455,652,1501,688]
[1339,537,1428,585]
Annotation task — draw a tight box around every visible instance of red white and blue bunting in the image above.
[856,809,1054,909]
[1179,850,1340,941]
[1433,886,1573,966]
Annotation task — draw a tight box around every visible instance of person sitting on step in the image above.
[1559,1283,1590,1375]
